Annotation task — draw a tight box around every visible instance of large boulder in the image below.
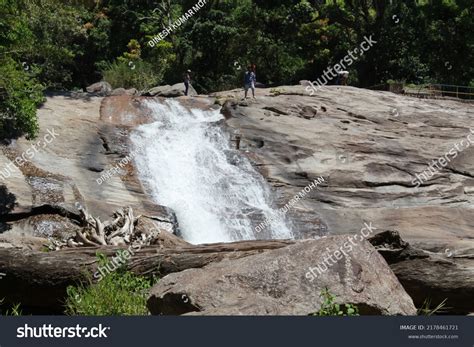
[86,81,112,96]
[143,83,197,97]
[369,230,474,315]
[147,235,417,315]
[143,85,171,97]
[110,87,138,96]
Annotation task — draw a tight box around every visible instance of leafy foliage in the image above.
[312,288,359,316]
[0,57,44,139]
[64,254,156,316]
[101,59,159,91]
[101,39,174,90]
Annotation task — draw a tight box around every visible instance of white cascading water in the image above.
[131,99,293,244]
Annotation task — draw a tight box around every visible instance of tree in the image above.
[0,0,44,140]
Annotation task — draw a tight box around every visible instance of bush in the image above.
[0,57,44,140]
[64,254,155,316]
[101,59,161,91]
[312,288,359,316]
[101,39,174,91]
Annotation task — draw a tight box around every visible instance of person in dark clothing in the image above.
[184,70,191,96]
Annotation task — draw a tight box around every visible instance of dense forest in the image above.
[1,0,473,139]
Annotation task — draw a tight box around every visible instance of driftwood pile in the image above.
[47,205,160,250]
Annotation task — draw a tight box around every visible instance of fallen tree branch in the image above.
[0,239,294,313]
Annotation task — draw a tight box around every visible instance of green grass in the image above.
[0,299,22,316]
[417,298,448,316]
[64,254,156,316]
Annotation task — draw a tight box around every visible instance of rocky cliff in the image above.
[218,85,473,254]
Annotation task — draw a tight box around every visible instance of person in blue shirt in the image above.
[244,65,256,99]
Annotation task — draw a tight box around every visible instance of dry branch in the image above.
[47,206,157,250]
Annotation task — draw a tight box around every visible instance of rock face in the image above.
[369,230,474,315]
[144,83,197,97]
[147,235,417,315]
[86,81,112,96]
[0,93,177,240]
[218,86,474,254]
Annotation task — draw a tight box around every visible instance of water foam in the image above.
[131,99,293,244]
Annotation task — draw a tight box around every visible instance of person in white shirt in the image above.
[337,71,349,86]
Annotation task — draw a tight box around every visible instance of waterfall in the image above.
[131,99,293,244]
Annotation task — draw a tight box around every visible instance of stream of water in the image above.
[131,99,293,244]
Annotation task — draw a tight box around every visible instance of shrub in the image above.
[0,57,44,140]
[101,39,173,91]
[312,288,359,316]
[64,254,156,316]
[101,59,160,91]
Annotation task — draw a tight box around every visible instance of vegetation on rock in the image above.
[312,288,359,316]
[65,254,156,316]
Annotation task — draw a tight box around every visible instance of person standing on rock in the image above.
[184,70,191,96]
[336,71,349,86]
[244,65,256,99]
